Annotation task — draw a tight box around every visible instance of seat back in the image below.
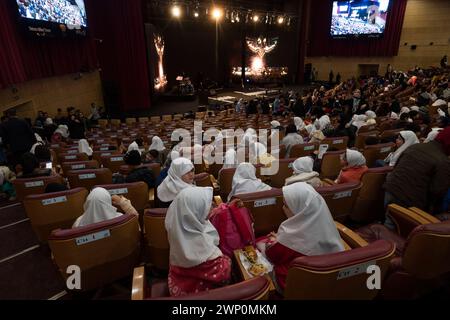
[380,129,403,141]
[95,182,149,212]
[57,153,89,164]
[354,131,379,150]
[320,150,345,179]
[61,160,99,176]
[266,158,296,188]
[143,208,169,270]
[316,182,361,222]
[402,221,450,279]
[284,240,395,299]
[233,189,285,237]
[13,175,64,201]
[289,143,317,158]
[67,168,113,190]
[362,143,395,168]
[119,163,161,178]
[48,214,140,291]
[350,167,393,223]
[194,173,213,188]
[23,188,88,242]
[321,136,348,150]
[218,167,236,200]
[358,124,378,134]
[101,154,125,174]
[92,151,120,165]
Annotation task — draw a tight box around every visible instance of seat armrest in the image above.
[335,221,368,248]
[214,195,223,205]
[322,178,336,186]
[387,204,430,238]
[131,266,146,300]
[210,175,220,191]
[408,207,441,224]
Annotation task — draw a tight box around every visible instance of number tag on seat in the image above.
[79,173,96,180]
[380,146,392,153]
[111,157,123,162]
[333,139,344,144]
[72,164,86,170]
[76,230,111,246]
[337,261,375,280]
[108,188,128,195]
[42,196,67,206]
[25,181,44,188]
[67,150,77,154]
[101,153,111,157]
[100,147,109,151]
[304,145,315,151]
[254,198,277,207]
[65,155,77,160]
[333,190,352,199]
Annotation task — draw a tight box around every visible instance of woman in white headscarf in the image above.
[257,182,344,291]
[78,139,93,157]
[54,125,69,138]
[281,124,304,157]
[285,157,322,188]
[335,149,368,184]
[424,128,443,143]
[157,157,195,204]
[72,187,137,228]
[222,148,238,169]
[384,130,419,167]
[318,115,331,131]
[165,187,231,297]
[293,117,305,131]
[227,162,271,201]
[128,141,141,155]
[399,107,410,117]
[389,112,399,120]
[350,114,368,130]
[30,133,45,154]
[365,110,377,125]
[149,136,165,152]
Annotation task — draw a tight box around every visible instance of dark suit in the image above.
[1,117,35,153]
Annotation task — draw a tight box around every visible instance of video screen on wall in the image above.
[330,0,391,37]
[16,0,87,36]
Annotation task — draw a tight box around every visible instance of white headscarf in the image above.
[432,99,446,107]
[165,187,222,268]
[318,115,331,130]
[424,128,443,143]
[292,157,314,174]
[390,112,399,120]
[345,149,366,167]
[128,141,141,155]
[223,148,238,169]
[385,130,419,166]
[55,125,69,138]
[157,157,194,202]
[45,118,53,125]
[305,124,314,135]
[30,134,44,154]
[72,187,122,228]
[149,136,165,151]
[294,117,305,131]
[78,139,93,156]
[271,120,281,129]
[351,114,368,129]
[399,107,410,117]
[228,163,271,201]
[410,106,420,112]
[281,133,304,149]
[35,133,44,144]
[277,183,345,256]
[365,110,376,119]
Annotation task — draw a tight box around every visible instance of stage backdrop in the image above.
[307,0,408,57]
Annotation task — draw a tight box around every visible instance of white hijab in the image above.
[351,114,368,129]
[72,188,122,228]
[424,128,443,143]
[55,125,69,138]
[228,163,271,201]
[157,157,194,202]
[390,112,399,120]
[128,141,141,155]
[294,117,305,131]
[78,139,93,156]
[271,120,281,129]
[277,183,345,256]
[150,136,165,151]
[281,133,304,148]
[165,187,222,268]
[318,115,331,130]
[385,131,419,166]
[223,148,238,169]
[345,149,366,167]
[399,107,410,117]
[292,157,314,174]
[365,110,376,119]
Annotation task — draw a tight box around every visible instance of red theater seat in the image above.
[13,175,64,201]
[316,182,361,222]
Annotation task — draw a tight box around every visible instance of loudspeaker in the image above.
[410,45,417,50]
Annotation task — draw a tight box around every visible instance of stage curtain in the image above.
[0,0,97,89]
[85,0,151,111]
[307,0,408,57]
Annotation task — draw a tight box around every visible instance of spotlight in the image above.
[212,7,223,20]
[171,5,181,18]
[194,12,199,18]
[252,15,259,22]
[277,16,284,24]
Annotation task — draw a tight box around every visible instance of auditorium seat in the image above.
[101,154,125,174]
[380,129,403,141]
[354,131,379,150]
[264,158,296,188]
[132,266,270,300]
[356,218,450,299]
[92,151,120,165]
[232,189,285,237]
[111,119,121,127]
[61,160,99,176]
[119,163,161,178]
[57,152,89,164]
[362,143,395,167]
[95,182,149,213]
[350,167,393,223]
[288,143,317,159]
[284,240,395,300]
[143,208,169,271]
[126,117,136,125]
[138,117,149,123]
[67,168,113,190]
[23,188,88,242]
[13,175,64,201]
[321,136,349,150]
[320,150,345,179]
[48,214,140,292]
[316,182,361,222]
[357,124,378,134]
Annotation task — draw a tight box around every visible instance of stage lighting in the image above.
[212,7,223,20]
[277,16,284,24]
[194,12,199,18]
[171,5,181,18]
[252,15,259,22]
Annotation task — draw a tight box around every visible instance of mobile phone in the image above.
[45,162,52,169]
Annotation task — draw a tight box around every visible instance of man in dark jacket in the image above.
[0,109,36,168]
[384,127,450,214]
[122,150,155,188]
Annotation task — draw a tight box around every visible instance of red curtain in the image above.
[85,0,151,111]
[307,0,408,57]
[0,0,97,89]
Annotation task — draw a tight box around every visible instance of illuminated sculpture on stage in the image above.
[246,37,277,75]
[154,34,168,91]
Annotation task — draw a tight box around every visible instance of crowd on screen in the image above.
[331,16,384,35]
[17,0,87,26]
[0,62,449,297]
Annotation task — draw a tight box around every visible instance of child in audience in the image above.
[157,157,195,206]
[165,187,231,296]
[335,149,368,184]
[383,131,419,166]
[285,157,322,187]
[227,162,271,201]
